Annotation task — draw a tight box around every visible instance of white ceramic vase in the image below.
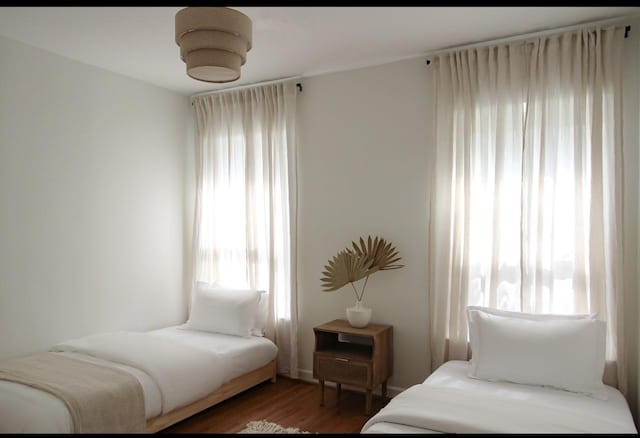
[346,300,372,328]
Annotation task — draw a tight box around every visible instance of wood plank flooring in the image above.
[161,377,390,434]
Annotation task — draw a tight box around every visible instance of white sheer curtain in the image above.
[191,81,299,377]
[428,26,627,394]
[428,43,528,369]
[523,27,626,391]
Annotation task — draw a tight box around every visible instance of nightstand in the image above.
[313,319,393,415]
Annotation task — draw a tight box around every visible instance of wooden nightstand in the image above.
[313,319,393,415]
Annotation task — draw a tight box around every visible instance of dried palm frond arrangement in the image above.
[321,235,404,301]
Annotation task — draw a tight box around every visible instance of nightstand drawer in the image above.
[314,353,372,386]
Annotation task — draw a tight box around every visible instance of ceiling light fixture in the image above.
[175,7,252,83]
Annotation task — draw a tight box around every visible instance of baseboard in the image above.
[296,368,405,398]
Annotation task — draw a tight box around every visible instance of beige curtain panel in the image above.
[192,81,299,377]
[428,25,627,394]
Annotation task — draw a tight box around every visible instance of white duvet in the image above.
[51,331,232,414]
[362,361,637,434]
[0,326,278,433]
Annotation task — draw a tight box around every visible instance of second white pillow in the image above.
[466,306,597,366]
[469,311,607,399]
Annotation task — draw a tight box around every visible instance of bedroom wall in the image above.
[296,57,433,393]
[0,36,191,359]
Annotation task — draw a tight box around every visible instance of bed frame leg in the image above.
[271,374,277,383]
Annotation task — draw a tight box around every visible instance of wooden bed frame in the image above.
[145,359,277,433]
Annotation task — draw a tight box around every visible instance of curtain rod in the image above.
[425,16,635,65]
[190,75,303,102]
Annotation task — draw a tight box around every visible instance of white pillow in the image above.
[466,306,597,364]
[468,311,607,399]
[184,285,261,337]
[193,282,268,337]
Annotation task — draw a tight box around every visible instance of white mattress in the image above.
[363,360,637,434]
[0,325,277,433]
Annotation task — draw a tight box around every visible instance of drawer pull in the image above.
[335,358,349,362]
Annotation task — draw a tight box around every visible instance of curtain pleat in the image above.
[523,26,626,392]
[429,43,527,370]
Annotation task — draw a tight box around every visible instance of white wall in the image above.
[296,58,433,392]
[0,36,191,359]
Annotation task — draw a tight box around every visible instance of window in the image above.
[465,97,598,317]
[195,127,293,320]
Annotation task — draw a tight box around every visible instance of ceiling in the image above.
[0,7,638,96]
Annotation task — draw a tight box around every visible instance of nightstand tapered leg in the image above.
[365,389,372,415]
[319,379,325,406]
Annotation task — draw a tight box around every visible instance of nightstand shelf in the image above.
[313,319,393,415]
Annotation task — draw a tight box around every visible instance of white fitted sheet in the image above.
[362,360,637,434]
[0,325,277,433]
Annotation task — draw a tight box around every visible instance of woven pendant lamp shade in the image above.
[175,7,252,83]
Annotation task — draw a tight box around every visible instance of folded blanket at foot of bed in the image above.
[0,352,144,433]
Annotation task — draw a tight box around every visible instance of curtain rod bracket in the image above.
[426,59,431,65]
[296,83,303,92]
[625,25,631,38]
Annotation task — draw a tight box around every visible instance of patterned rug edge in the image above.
[238,420,311,434]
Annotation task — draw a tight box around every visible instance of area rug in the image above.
[238,420,311,434]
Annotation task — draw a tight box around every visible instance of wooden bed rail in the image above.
[145,359,277,433]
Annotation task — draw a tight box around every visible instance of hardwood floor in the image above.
[162,377,390,434]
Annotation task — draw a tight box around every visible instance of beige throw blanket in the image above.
[0,352,145,433]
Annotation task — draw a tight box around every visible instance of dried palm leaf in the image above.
[321,249,369,291]
[321,235,404,295]
[351,235,404,272]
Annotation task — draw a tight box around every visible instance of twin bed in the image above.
[0,324,278,433]
[362,306,638,434]
[361,360,637,434]
[0,284,279,434]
